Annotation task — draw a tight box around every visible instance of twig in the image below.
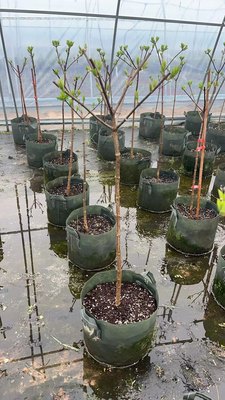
[51,335,79,352]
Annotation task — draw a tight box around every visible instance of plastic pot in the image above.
[120,147,151,185]
[211,163,225,199]
[25,132,58,168]
[182,141,217,177]
[166,195,219,255]
[184,111,211,136]
[137,168,179,213]
[162,126,189,156]
[207,122,225,152]
[212,244,225,309]
[97,128,125,161]
[89,114,112,145]
[66,205,116,270]
[43,150,78,182]
[139,112,165,140]
[11,115,37,145]
[45,176,89,227]
[81,269,159,367]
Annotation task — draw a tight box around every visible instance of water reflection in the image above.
[164,246,210,286]
[120,184,137,209]
[136,208,170,239]
[0,235,3,262]
[83,349,151,400]
[15,183,46,379]
[68,263,96,312]
[203,294,225,346]
[47,223,67,259]
[29,169,44,193]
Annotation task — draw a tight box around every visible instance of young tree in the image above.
[54,40,182,306]
[27,46,42,142]
[8,58,29,123]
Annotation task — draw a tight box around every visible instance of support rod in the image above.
[0,18,18,117]
[0,79,9,131]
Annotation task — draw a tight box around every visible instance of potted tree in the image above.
[166,71,220,255]
[201,43,225,150]
[116,46,152,185]
[9,57,37,145]
[161,50,189,157]
[45,51,90,227]
[43,40,79,182]
[54,39,182,366]
[137,41,187,213]
[25,46,57,168]
[181,48,225,178]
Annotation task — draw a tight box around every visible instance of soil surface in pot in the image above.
[83,282,157,324]
[47,153,76,165]
[144,172,177,184]
[29,138,53,144]
[69,215,113,234]
[176,203,217,220]
[48,182,83,196]
[121,152,148,160]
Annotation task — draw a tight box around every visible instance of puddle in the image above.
[0,129,225,400]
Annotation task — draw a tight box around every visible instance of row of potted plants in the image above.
[9,38,225,369]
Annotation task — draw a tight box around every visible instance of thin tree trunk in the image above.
[31,68,42,142]
[196,72,210,217]
[66,104,74,196]
[157,82,164,180]
[61,101,65,154]
[190,123,203,212]
[113,116,122,307]
[130,73,139,159]
[154,87,160,116]
[17,66,28,124]
[170,80,177,127]
[82,118,89,232]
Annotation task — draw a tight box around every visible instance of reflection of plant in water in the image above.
[83,350,150,399]
[97,184,113,204]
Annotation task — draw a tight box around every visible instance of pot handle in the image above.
[171,205,178,227]
[68,227,81,249]
[81,309,101,340]
[145,271,156,285]
[183,392,213,400]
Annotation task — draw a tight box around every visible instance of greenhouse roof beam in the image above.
[0,8,224,28]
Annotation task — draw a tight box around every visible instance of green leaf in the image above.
[27,46,34,55]
[57,91,68,101]
[66,40,74,48]
[170,65,181,79]
[217,188,225,216]
[52,40,60,47]
[180,43,188,51]
[57,78,65,91]
[160,59,167,74]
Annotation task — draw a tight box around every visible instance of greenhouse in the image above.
[0,2,225,400]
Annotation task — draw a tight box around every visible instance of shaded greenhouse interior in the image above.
[0,127,225,399]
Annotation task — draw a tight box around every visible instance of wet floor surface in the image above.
[0,128,225,400]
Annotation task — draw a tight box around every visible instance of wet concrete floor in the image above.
[0,127,225,400]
